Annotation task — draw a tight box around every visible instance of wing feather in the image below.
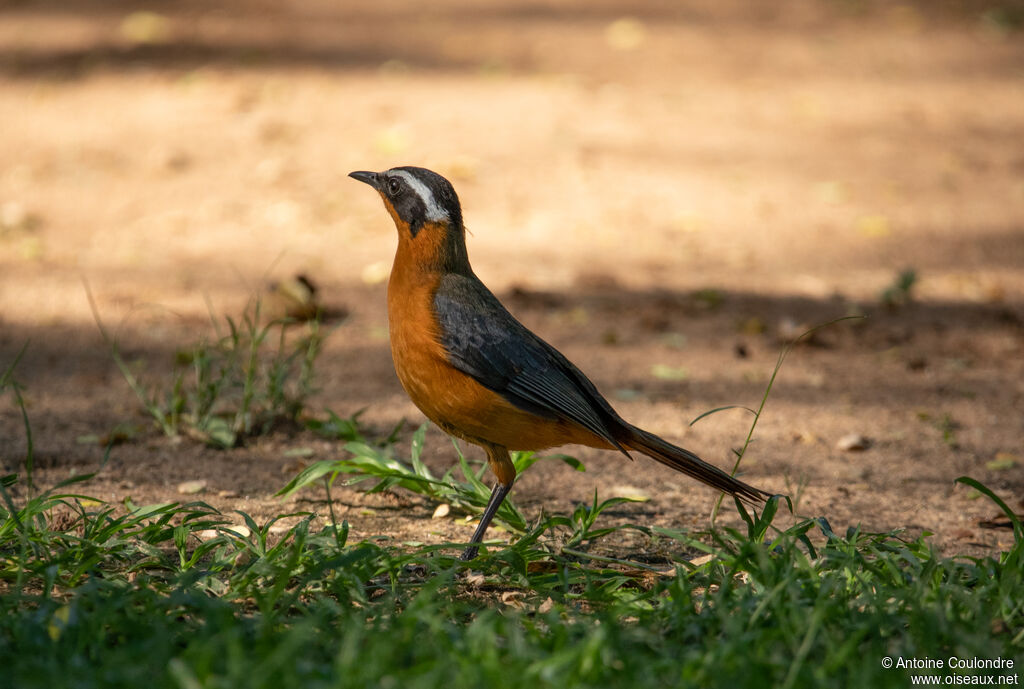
[433,274,623,449]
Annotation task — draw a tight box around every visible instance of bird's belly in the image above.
[391,340,600,451]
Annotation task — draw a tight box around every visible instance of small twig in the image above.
[559,546,667,573]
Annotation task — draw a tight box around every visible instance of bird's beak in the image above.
[348,170,381,190]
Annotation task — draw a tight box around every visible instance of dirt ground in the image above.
[1,0,1022,556]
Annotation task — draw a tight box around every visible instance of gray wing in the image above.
[432,273,625,450]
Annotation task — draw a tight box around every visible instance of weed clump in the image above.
[93,295,326,448]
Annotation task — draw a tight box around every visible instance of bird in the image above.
[349,166,770,560]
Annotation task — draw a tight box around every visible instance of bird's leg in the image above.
[460,482,512,561]
[460,444,516,561]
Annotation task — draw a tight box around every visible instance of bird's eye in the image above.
[386,178,402,196]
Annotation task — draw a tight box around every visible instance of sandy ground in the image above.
[1,0,1022,555]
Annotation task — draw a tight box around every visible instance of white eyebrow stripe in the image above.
[390,170,448,222]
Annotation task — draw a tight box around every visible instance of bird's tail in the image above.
[620,425,770,504]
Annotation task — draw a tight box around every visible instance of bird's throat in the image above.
[392,218,472,277]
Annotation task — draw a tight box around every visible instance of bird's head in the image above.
[349,166,464,238]
[349,166,470,273]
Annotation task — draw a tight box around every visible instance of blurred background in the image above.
[1,0,1022,549]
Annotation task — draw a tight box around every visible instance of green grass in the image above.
[3,324,1022,688]
[1,404,1021,688]
[0,463,1020,689]
[281,418,586,539]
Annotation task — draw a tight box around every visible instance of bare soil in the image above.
[2,0,1022,555]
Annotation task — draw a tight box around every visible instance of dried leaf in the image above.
[611,485,651,502]
[605,18,647,51]
[177,479,208,495]
[651,364,689,381]
[987,452,1018,471]
[836,434,871,452]
[857,215,891,238]
[361,261,390,285]
[120,11,171,45]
